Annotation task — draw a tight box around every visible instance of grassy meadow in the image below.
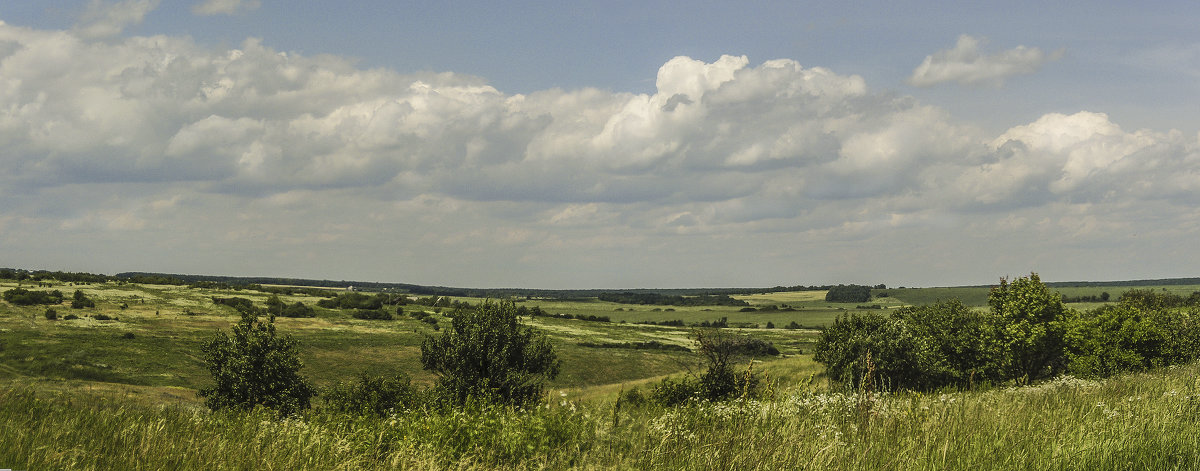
[3,276,1200,469]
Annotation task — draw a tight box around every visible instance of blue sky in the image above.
[1,1,1199,288]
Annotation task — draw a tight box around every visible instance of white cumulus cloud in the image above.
[192,0,261,16]
[73,0,160,39]
[909,35,1062,87]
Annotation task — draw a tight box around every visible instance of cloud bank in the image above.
[0,22,1195,287]
[909,35,1062,87]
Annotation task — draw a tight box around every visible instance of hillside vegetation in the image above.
[3,270,1200,469]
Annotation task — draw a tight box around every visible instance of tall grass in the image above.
[5,362,1200,470]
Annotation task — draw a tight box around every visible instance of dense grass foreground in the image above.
[5,363,1200,470]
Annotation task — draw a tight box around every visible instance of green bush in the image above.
[1065,304,1200,378]
[651,377,700,406]
[71,290,95,309]
[43,308,57,320]
[814,312,930,390]
[198,310,316,417]
[421,301,559,407]
[989,273,1072,382]
[280,301,315,318]
[324,373,421,416]
[2,288,64,305]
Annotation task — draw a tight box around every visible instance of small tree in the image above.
[199,308,315,416]
[989,273,1072,382]
[421,300,559,407]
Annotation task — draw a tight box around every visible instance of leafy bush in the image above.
[92,314,113,321]
[650,377,700,406]
[814,312,929,390]
[421,301,559,407]
[71,290,95,309]
[1065,304,1200,378]
[280,301,315,318]
[198,310,316,417]
[989,274,1072,382]
[324,373,421,416]
[63,314,79,320]
[43,308,57,320]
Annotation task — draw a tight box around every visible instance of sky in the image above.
[2,1,1200,289]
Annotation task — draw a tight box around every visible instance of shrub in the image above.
[92,314,113,321]
[43,308,57,320]
[421,301,559,407]
[280,302,315,318]
[198,310,315,417]
[70,290,95,309]
[694,329,767,401]
[816,312,914,389]
[651,377,700,406]
[1064,304,1200,378]
[324,373,420,416]
[63,314,79,320]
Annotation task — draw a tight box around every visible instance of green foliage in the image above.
[211,296,254,312]
[3,288,64,305]
[1065,304,1200,378]
[352,309,393,320]
[824,284,872,303]
[597,292,749,306]
[71,289,95,309]
[317,292,386,310]
[691,329,768,402]
[324,373,421,416]
[281,301,315,318]
[43,308,57,320]
[420,300,559,407]
[198,310,316,416]
[814,312,928,390]
[815,300,1007,391]
[990,273,1072,382]
[650,376,700,406]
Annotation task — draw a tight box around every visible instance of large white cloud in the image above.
[909,35,1062,87]
[1,21,1197,287]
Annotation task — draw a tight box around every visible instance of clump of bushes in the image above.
[212,296,255,312]
[324,373,421,416]
[71,290,95,309]
[815,273,1200,392]
[3,288,64,305]
[825,284,872,303]
[43,308,57,320]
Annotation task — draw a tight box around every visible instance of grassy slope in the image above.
[3,362,1198,470]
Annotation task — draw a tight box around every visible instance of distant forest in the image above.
[5,266,1200,299]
